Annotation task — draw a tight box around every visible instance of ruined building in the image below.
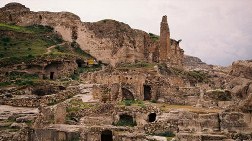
[159,15,184,67]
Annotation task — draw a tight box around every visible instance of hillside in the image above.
[0,2,252,141]
[0,22,100,87]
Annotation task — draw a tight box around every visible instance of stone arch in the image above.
[148,113,156,122]
[44,62,62,80]
[122,88,134,100]
[144,85,152,100]
[101,130,113,141]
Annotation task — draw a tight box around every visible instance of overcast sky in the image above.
[1,0,252,66]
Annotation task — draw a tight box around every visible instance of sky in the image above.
[1,0,252,66]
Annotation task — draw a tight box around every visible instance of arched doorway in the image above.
[148,113,156,122]
[144,85,151,100]
[122,88,134,100]
[101,130,113,141]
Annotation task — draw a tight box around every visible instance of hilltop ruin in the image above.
[0,2,184,67]
[0,2,252,141]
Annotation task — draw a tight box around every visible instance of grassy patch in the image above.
[158,64,210,83]
[0,72,39,87]
[156,104,221,114]
[185,70,209,83]
[117,62,155,70]
[66,99,94,120]
[71,41,92,58]
[0,23,32,33]
[113,114,137,127]
[0,23,54,33]
[149,33,159,42]
[67,99,93,112]
[0,23,63,62]
[119,100,146,108]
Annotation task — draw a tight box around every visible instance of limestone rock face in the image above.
[0,3,185,67]
[184,55,212,70]
[220,112,249,132]
[79,20,155,66]
[226,77,252,99]
[230,60,252,80]
[204,89,232,101]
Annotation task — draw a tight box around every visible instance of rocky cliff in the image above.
[184,55,212,70]
[0,3,158,66]
[230,60,252,80]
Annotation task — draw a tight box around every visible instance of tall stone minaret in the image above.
[159,15,171,62]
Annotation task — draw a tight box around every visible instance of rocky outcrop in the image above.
[230,60,252,80]
[184,55,212,70]
[0,3,184,67]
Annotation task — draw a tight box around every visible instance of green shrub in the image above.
[124,100,133,106]
[1,37,10,43]
[0,81,12,87]
[113,114,136,127]
[121,99,145,107]
[71,73,79,80]
[55,45,66,52]
[149,33,159,41]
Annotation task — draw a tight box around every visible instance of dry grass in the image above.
[153,103,222,114]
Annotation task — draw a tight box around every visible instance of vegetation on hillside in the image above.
[149,33,159,41]
[0,23,63,60]
[117,61,155,70]
[158,64,210,83]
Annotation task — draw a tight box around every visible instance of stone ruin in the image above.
[0,2,252,141]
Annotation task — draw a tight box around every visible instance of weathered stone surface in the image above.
[226,77,252,99]
[54,103,66,124]
[230,60,252,80]
[184,55,212,70]
[205,89,232,101]
[220,112,248,132]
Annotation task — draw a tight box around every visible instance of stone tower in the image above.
[159,15,171,62]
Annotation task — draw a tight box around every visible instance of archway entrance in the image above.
[148,113,156,122]
[101,130,113,141]
[50,72,54,80]
[144,85,151,100]
[122,88,134,100]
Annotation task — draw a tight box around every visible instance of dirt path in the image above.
[45,42,66,54]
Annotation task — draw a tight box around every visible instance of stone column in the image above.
[159,15,171,62]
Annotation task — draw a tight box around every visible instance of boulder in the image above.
[230,60,252,80]
[226,77,252,99]
[205,89,232,101]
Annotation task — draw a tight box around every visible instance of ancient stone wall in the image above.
[1,86,78,107]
